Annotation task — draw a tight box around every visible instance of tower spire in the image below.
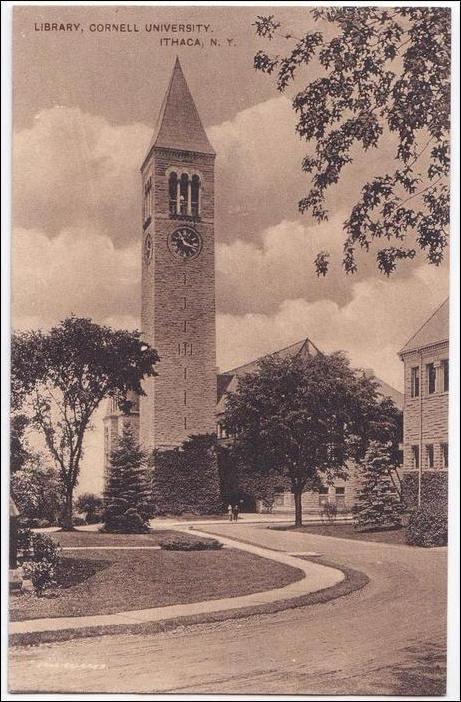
[143,57,215,167]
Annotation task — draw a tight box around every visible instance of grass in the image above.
[272,522,408,545]
[47,529,179,548]
[10,548,303,622]
[9,557,368,647]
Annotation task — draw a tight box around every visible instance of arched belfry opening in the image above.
[168,171,202,218]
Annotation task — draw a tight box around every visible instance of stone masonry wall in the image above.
[140,147,216,451]
[402,341,449,473]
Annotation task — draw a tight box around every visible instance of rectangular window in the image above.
[442,359,449,392]
[411,445,420,470]
[184,367,187,380]
[183,297,187,309]
[441,442,448,469]
[335,487,345,495]
[410,367,420,398]
[184,417,187,430]
[318,486,329,506]
[184,390,187,406]
[425,444,434,470]
[426,363,436,394]
[183,320,187,332]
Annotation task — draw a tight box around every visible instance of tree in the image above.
[11,316,159,529]
[152,434,222,515]
[10,413,32,474]
[102,423,151,533]
[353,441,404,531]
[253,8,450,275]
[223,352,397,527]
[11,456,65,524]
[75,493,103,522]
[218,446,288,512]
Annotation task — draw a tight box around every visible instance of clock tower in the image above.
[140,58,217,450]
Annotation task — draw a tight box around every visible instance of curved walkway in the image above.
[9,527,343,636]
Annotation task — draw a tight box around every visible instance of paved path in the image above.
[9,527,342,635]
[9,524,447,695]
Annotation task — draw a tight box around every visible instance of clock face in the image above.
[143,233,153,264]
[168,227,202,261]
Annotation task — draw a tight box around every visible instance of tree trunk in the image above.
[61,486,74,531]
[294,489,303,527]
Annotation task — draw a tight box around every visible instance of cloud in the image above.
[217,263,449,390]
[12,226,140,331]
[208,94,401,249]
[217,215,353,315]
[13,107,150,247]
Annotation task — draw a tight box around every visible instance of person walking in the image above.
[232,504,239,522]
[227,504,233,522]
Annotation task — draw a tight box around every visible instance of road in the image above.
[9,524,447,695]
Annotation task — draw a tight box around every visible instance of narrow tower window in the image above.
[191,175,201,217]
[179,173,188,215]
[169,172,178,215]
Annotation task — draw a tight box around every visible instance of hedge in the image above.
[401,471,448,516]
[406,509,448,547]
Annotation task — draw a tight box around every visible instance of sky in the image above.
[11,6,449,495]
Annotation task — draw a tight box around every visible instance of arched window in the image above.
[179,173,188,215]
[191,175,200,217]
[143,177,152,224]
[168,172,178,215]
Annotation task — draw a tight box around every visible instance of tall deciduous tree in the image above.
[11,317,158,529]
[253,7,450,275]
[223,352,399,527]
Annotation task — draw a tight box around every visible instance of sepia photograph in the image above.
[2,1,459,697]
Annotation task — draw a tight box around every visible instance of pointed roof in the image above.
[399,298,449,356]
[217,337,321,411]
[216,338,403,414]
[143,57,215,166]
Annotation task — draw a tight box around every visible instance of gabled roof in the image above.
[399,298,449,356]
[363,369,404,411]
[216,339,403,415]
[217,337,321,412]
[143,57,215,167]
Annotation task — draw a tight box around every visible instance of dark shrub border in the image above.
[406,509,448,547]
[159,535,223,551]
[401,471,448,516]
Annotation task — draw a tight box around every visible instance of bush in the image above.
[401,472,448,516]
[406,509,448,547]
[159,535,223,551]
[17,525,33,560]
[21,533,61,595]
[320,503,337,523]
[85,511,102,525]
[23,560,56,595]
[72,516,86,526]
[102,508,149,534]
[26,517,51,529]
[31,533,61,565]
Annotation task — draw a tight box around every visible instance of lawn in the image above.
[10,548,303,622]
[47,529,179,548]
[272,523,408,545]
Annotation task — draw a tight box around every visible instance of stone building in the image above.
[217,338,403,514]
[398,299,449,509]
